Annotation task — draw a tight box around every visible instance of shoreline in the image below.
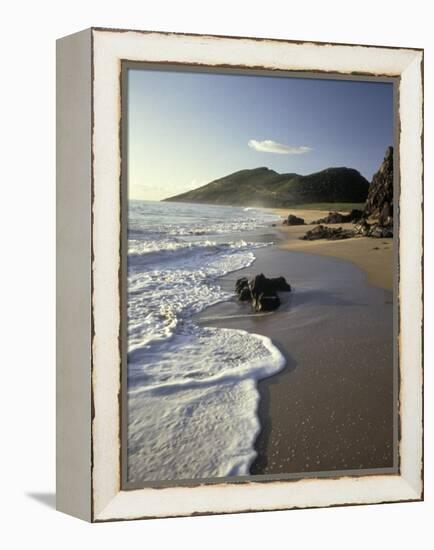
[198,213,395,477]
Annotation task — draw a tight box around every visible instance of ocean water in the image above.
[127,200,285,482]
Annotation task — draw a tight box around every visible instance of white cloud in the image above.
[248,139,312,155]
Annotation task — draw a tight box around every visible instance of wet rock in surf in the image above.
[239,286,252,301]
[249,273,291,296]
[235,277,250,299]
[253,292,281,312]
[235,273,291,312]
[267,276,292,292]
[235,277,248,293]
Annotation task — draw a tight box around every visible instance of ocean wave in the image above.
[126,200,283,482]
[127,244,260,349]
[129,238,257,255]
[127,326,285,482]
[128,239,270,272]
[128,204,279,240]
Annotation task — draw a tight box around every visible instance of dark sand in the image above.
[197,231,395,477]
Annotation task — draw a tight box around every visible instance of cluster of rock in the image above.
[301,225,355,241]
[297,146,394,241]
[354,219,393,239]
[302,218,393,241]
[283,214,305,226]
[235,274,291,312]
[311,209,364,225]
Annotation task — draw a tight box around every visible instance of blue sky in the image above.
[127,68,394,201]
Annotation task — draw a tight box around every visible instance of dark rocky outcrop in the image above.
[353,219,371,237]
[378,201,393,228]
[301,225,355,241]
[359,147,394,238]
[283,214,305,226]
[354,220,393,239]
[311,209,364,225]
[369,225,393,239]
[365,146,393,220]
[235,274,291,312]
[299,147,394,241]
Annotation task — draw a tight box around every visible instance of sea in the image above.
[127,200,285,483]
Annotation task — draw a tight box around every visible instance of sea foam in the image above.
[127,201,284,482]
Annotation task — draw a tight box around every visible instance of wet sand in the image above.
[197,216,395,477]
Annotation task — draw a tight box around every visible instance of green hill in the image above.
[164,166,369,207]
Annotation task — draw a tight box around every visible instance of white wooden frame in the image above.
[56,27,423,522]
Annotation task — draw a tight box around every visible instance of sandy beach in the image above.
[197,208,396,477]
[272,208,393,292]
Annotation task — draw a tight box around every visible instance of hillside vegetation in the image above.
[164,166,370,207]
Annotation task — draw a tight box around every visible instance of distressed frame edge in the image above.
[90,29,423,522]
[396,52,424,499]
[95,476,421,523]
[90,25,424,53]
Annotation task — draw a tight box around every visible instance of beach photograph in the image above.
[124,66,396,485]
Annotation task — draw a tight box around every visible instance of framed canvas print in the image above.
[56,28,424,522]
